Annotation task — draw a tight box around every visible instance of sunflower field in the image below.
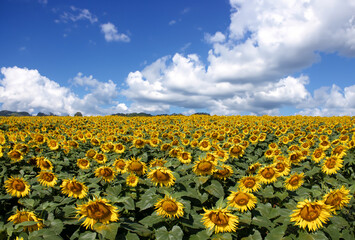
[0,115,354,240]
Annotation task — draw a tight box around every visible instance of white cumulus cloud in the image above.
[101,22,130,42]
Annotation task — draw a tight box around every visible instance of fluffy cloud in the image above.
[58,6,98,24]
[101,22,130,42]
[123,0,355,115]
[0,67,127,116]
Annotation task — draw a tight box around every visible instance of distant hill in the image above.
[0,110,31,117]
[112,112,153,117]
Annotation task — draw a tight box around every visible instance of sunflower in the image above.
[285,173,304,191]
[90,137,101,146]
[8,209,44,232]
[177,151,192,164]
[160,143,171,151]
[114,143,125,154]
[238,175,262,193]
[47,139,60,150]
[193,157,216,176]
[229,144,245,159]
[258,165,279,184]
[154,195,184,218]
[94,153,107,164]
[322,186,352,212]
[199,138,211,151]
[227,191,257,212]
[86,149,97,159]
[288,151,304,165]
[190,139,199,148]
[321,156,343,175]
[213,148,229,162]
[61,178,88,199]
[77,158,90,169]
[273,160,290,177]
[76,197,119,230]
[36,157,53,170]
[132,138,146,148]
[148,167,176,187]
[331,145,347,158]
[169,147,182,158]
[149,138,161,148]
[5,177,31,197]
[126,157,147,176]
[311,148,325,163]
[247,162,261,174]
[319,140,331,150]
[37,171,57,187]
[264,149,274,159]
[149,158,167,168]
[290,199,332,231]
[95,166,117,182]
[126,174,139,187]
[0,146,3,158]
[201,207,238,234]
[113,158,127,173]
[7,149,23,162]
[213,165,234,180]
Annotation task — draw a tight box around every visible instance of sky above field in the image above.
[1,0,355,116]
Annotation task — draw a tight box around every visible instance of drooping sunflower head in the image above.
[192,157,216,176]
[149,158,167,168]
[8,150,23,162]
[5,176,31,198]
[247,162,261,174]
[76,197,119,230]
[321,156,343,175]
[37,171,57,187]
[113,158,127,173]
[95,166,117,182]
[290,199,332,232]
[213,165,234,180]
[154,195,184,219]
[36,157,53,170]
[322,186,352,212]
[126,157,147,176]
[258,165,279,184]
[238,175,261,193]
[201,207,239,234]
[77,158,90,169]
[61,178,88,199]
[147,167,176,187]
[331,145,347,158]
[8,209,44,232]
[285,172,304,191]
[177,151,192,164]
[227,191,257,212]
[288,151,304,165]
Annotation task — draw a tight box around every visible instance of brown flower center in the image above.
[87,202,111,220]
[210,212,229,226]
[233,192,250,205]
[130,161,143,171]
[42,173,54,182]
[216,168,229,177]
[197,161,212,172]
[325,192,343,207]
[115,160,125,170]
[87,150,96,158]
[10,151,21,159]
[261,168,275,179]
[116,144,123,150]
[201,141,209,148]
[96,154,104,161]
[154,170,170,181]
[244,178,256,188]
[300,205,321,221]
[162,200,178,213]
[12,180,26,191]
[182,153,189,160]
[41,161,51,169]
[325,158,336,169]
[314,151,322,158]
[275,162,285,172]
[231,146,242,154]
[100,168,113,177]
[79,159,89,166]
[289,176,300,186]
[68,181,83,193]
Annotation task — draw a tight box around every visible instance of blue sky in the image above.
[1,0,355,116]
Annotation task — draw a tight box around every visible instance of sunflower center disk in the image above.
[244,179,256,188]
[162,201,178,213]
[300,205,321,221]
[155,171,169,181]
[261,168,275,179]
[325,192,343,206]
[234,193,249,205]
[289,176,300,186]
[43,173,54,181]
[325,159,336,169]
[198,162,212,172]
[87,202,111,220]
[116,161,125,169]
[101,168,113,177]
[130,162,143,171]
[182,153,189,160]
[210,212,229,226]
[68,182,83,193]
[276,163,285,172]
[12,180,26,191]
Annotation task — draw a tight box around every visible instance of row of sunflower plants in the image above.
[0,115,354,239]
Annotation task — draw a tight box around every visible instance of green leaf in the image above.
[256,203,280,219]
[78,231,97,240]
[49,219,64,235]
[205,180,224,198]
[324,224,340,240]
[122,223,152,237]
[330,216,349,228]
[118,196,135,210]
[155,226,184,240]
[189,230,211,240]
[239,211,252,225]
[298,231,328,240]
[136,188,159,211]
[126,232,140,240]
[94,222,119,240]
[252,216,274,230]
[275,191,288,201]
[139,214,162,227]
[260,185,274,198]
[241,230,263,240]
[265,224,287,240]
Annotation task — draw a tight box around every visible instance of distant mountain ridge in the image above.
[0,110,31,116]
